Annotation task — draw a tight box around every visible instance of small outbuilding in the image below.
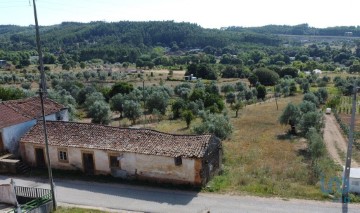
[184,74,197,81]
[313,69,322,74]
[20,121,222,186]
[348,167,360,194]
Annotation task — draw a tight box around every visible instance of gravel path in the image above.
[323,114,359,167]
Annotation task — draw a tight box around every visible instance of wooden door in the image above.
[82,153,94,175]
[35,148,46,168]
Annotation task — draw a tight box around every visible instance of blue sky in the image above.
[1,0,360,28]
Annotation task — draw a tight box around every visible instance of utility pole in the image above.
[32,0,56,210]
[32,0,46,93]
[143,80,146,128]
[342,83,358,213]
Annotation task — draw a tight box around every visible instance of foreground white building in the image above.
[20,121,222,186]
[0,97,68,154]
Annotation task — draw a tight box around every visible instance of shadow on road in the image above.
[56,179,198,206]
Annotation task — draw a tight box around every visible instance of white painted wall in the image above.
[350,178,360,193]
[22,144,197,184]
[2,120,36,154]
[59,109,69,121]
[21,143,36,167]
[1,109,69,155]
[119,152,196,183]
[0,184,17,205]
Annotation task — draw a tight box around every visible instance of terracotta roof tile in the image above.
[0,97,66,128]
[21,121,219,158]
[0,104,29,129]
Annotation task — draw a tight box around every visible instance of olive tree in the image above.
[171,98,186,119]
[84,92,105,110]
[146,90,169,115]
[279,103,301,134]
[225,92,236,105]
[193,112,233,140]
[303,92,320,107]
[306,128,325,159]
[123,100,142,124]
[88,101,112,125]
[299,111,323,135]
[110,93,125,118]
[232,101,244,118]
[182,110,194,128]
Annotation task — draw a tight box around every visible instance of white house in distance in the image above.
[0,60,6,68]
[313,69,322,74]
[20,121,222,186]
[184,74,197,81]
[0,97,68,155]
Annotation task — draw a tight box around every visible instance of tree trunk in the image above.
[290,125,296,135]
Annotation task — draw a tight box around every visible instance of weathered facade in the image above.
[20,121,222,186]
[0,97,68,154]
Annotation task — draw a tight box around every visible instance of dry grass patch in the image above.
[153,118,202,134]
[207,96,332,199]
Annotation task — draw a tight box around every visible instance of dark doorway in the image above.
[82,153,94,175]
[0,132,3,151]
[35,148,46,168]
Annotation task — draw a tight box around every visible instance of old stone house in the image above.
[20,121,222,186]
[0,97,68,154]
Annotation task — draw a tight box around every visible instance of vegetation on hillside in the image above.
[2,20,360,201]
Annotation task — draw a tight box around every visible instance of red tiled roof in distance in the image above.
[4,96,66,118]
[21,121,219,158]
[0,104,29,129]
[0,96,66,128]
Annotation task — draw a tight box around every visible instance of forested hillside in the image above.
[0,21,280,56]
[226,23,360,36]
[1,21,360,74]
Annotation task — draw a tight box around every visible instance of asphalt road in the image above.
[1,175,359,213]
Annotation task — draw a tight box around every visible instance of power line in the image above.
[31,0,56,211]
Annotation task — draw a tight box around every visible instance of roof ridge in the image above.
[45,120,213,137]
[22,120,220,158]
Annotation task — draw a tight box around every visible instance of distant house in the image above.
[184,74,197,81]
[0,97,68,154]
[313,69,322,74]
[345,32,353,37]
[0,60,6,68]
[20,121,222,186]
[126,69,138,74]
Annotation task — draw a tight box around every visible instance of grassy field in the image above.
[0,66,347,200]
[144,92,341,200]
[200,95,341,199]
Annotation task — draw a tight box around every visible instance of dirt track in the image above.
[323,114,359,167]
